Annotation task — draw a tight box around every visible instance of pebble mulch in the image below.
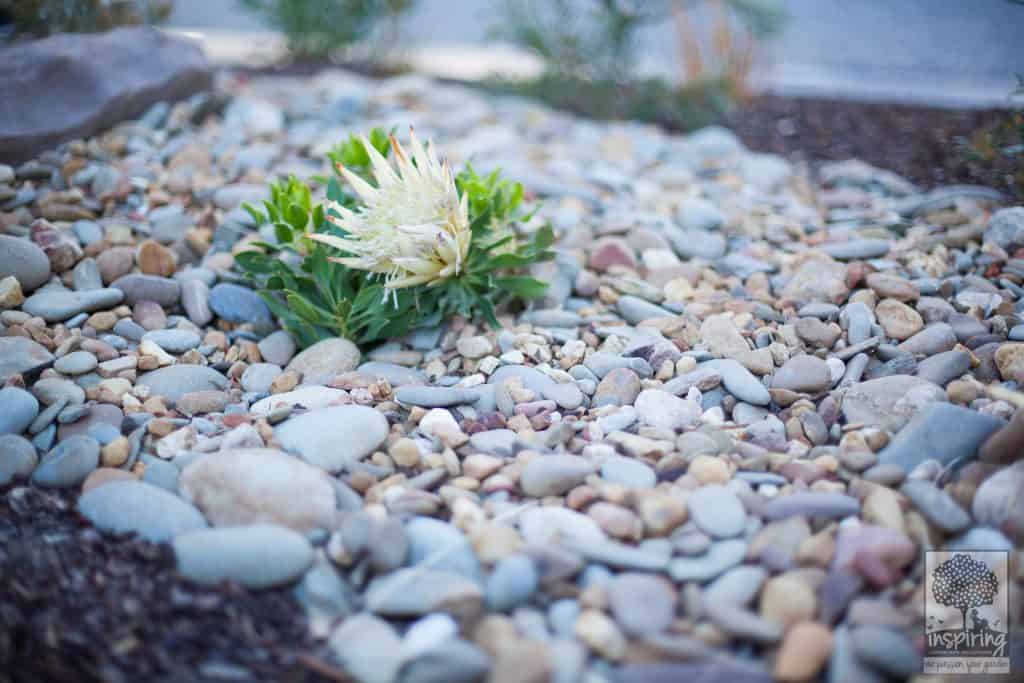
[1,69,1023,682]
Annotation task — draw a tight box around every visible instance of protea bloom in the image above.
[309,129,471,289]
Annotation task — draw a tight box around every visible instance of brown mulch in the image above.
[731,95,1021,199]
[0,487,344,683]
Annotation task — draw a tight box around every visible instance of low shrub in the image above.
[490,0,785,131]
[237,0,413,60]
[235,129,553,348]
[1,0,172,38]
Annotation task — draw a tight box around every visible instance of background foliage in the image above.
[490,0,785,131]
[1,0,172,38]
[236,0,413,59]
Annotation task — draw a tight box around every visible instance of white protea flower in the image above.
[309,129,471,290]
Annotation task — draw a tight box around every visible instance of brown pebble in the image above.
[270,370,300,394]
[100,436,131,467]
[136,240,176,277]
[175,390,228,416]
[979,408,1024,464]
[945,379,978,404]
[96,246,135,284]
[865,272,918,302]
[87,311,118,332]
[774,621,833,682]
[81,467,137,493]
[133,300,167,331]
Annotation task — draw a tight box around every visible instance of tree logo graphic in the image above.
[924,551,1010,675]
[931,553,999,634]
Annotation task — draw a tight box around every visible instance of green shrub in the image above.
[237,0,413,60]
[235,129,553,348]
[2,0,172,38]
[490,0,785,131]
[492,0,671,83]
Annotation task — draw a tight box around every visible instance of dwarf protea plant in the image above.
[235,128,554,347]
[310,130,472,290]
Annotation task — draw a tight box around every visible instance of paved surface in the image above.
[170,0,1024,107]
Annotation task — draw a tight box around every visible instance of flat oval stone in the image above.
[179,448,337,532]
[180,278,213,326]
[705,565,768,606]
[519,507,606,546]
[703,359,770,406]
[136,365,229,402]
[878,402,1005,470]
[485,554,539,611]
[600,454,657,488]
[329,614,404,683]
[365,568,483,618]
[668,539,748,582]
[31,435,99,488]
[257,329,296,366]
[608,573,677,635]
[208,282,272,326]
[274,405,388,472]
[78,480,208,542]
[762,492,860,520]
[0,386,39,435]
[240,363,282,393]
[687,485,747,538]
[395,385,480,408]
[0,434,38,485]
[249,386,347,415]
[285,337,360,385]
[772,355,831,393]
[634,389,700,430]
[840,375,945,432]
[0,337,54,383]
[111,274,181,306]
[357,361,425,387]
[21,288,124,322]
[173,523,314,589]
[0,234,51,291]
[406,516,481,580]
[142,329,201,353]
[519,454,595,497]
[53,350,97,375]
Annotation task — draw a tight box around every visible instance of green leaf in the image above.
[242,201,266,225]
[485,252,538,270]
[286,291,335,328]
[476,296,500,328]
[235,251,275,274]
[325,177,345,205]
[312,204,325,231]
[495,276,548,299]
[274,222,294,245]
[286,202,308,232]
[531,225,555,251]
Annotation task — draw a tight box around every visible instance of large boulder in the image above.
[0,27,211,163]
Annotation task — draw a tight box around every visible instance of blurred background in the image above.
[1,0,1022,195]
[3,1,1020,107]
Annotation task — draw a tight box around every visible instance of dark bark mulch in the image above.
[731,95,1022,199]
[0,487,344,683]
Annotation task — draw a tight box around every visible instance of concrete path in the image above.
[170,0,1024,107]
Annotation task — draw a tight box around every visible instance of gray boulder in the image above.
[0,27,211,163]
